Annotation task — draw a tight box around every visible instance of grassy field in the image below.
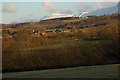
[3,64,119,78]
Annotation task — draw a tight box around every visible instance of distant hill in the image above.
[2,14,119,30]
[82,3,119,17]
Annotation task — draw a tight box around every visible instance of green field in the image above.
[3,64,119,78]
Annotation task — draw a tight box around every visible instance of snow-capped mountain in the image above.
[40,2,119,20]
[40,12,89,20]
[41,13,74,20]
[73,12,88,17]
[83,3,119,17]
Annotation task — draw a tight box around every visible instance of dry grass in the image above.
[2,14,120,72]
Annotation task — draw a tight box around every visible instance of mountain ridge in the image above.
[83,3,119,17]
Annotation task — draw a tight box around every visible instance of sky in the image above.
[0,0,119,24]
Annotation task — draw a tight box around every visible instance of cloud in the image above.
[60,10,73,14]
[2,3,16,13]
[41,2,55,10]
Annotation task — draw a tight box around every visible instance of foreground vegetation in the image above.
[3,64,119,78]
[2,14,120,72]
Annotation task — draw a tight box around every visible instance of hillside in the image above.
[2,14,120,72]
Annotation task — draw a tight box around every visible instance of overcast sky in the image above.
[1,0,118,24]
